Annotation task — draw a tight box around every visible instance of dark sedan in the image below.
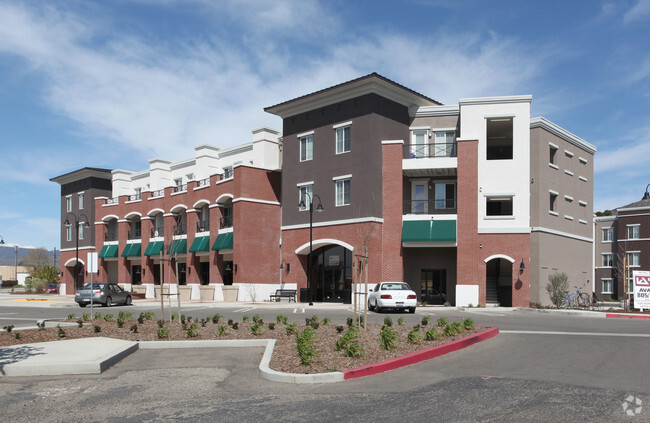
[74,283,132,307]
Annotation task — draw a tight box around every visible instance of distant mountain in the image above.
[0,245,57,267]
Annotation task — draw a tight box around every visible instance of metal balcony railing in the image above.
[105,197,119,205]
[220,216,233,229]
[196,220,210,233]
[151,189,164,198]
[223,168,233,179]
[403,199,456,214]
[150,226,164,238]
[105,232,118,242]
[197,178,210,187]
[173,184,187,193]
[173,223,187,235]
[128,229,142,240]
[129,193,142,201]
[403,142,457,159]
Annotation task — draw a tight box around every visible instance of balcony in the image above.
[151,189,164,199]
[196,178,210,188]
[223,168,233,179]
[105,197,119,205]
[403,199,456,215]
[128,193,142,201]
[404,142,456,159]
[220,216,233,229]
[150,226,164,238]
[196,220,210,233]
[173,223,187,235]
[172,184,187,193]
[105,231,118,242]
[128,229,141,240]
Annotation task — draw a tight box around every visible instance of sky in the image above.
[0,0,649,249]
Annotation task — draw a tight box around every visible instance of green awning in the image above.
[98,244,118,258]
[189,236,210,253]
[402,220,456,242]
[144,241,164,256]
[212,232,233,250]
[121,243,141,257]
[167,238,187,255]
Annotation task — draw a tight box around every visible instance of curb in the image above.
[342,327,499,380]
[516,307,607,317]
[606,313,650,320]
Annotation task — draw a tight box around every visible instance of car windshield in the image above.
[381,283,410,290]
[82,283,106,290]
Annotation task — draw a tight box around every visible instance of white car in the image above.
[368,282,417,313]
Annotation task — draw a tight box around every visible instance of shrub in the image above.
[296,327,318,365]
[452,321,464,333]
[67,314,76,320]
[77,319,83,328]
[546,272,569,308]
[94,312,102,320]
[306,316,320,330]
[242,315,250,323]
[82,313,91,322]
[118,311,132,320]
[344,342,364,358]
[276,315,289,325]
[251,323,263,336]
[356,315,365,327]
[335,325,345,333]
[380,326,399,351]
[57,325,66,338]
[103,314,113,322]
[157,320,165,328]
[425,328,440,341]
[285,323,298,335]
[252,314,263,324]
[383,316,393,327]
[3,325,14,333]
[144,311,155,320]
[398,317,405,326]
[462,318,475,330]
[36,321,45,330]
[227,319,234,326]
[130,324,138,333]
[171,314,178,322]
[421,316,431,326]
[200,318,207,327]
[211,314,222,324]
[407,329,423,345]
[25,277,47,293]
[218,325,228,336]
[186,324,200,338]
[116,318,125,328]
[322,317,331,326]
[268,323,275,330]
[335,326,360,351]
[231,322,239,330]
[180,315,187,324]
[93,325,101,333]
[412,324,421,331]
[346,317,354,327]
[157,327,170,339]
[14,332,20,340]
[444,323,461,337]
[437,317,449,327]
[138,313,145,324]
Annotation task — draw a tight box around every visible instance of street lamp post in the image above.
[64,213,90,291]
[298,193,324,306]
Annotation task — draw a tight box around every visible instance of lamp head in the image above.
[315,203,324,212]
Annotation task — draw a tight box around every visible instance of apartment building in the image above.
[266,73,595,306]
[50,168,113,294]
[594,188,650,301]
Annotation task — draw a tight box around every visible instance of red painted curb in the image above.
[606,313,650,320]
[342,327,499,380]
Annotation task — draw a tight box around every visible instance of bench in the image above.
[270,289,297,302]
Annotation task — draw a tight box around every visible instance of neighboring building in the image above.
[91,128,282,300]
[50,168,113,294]
[594,188,650,301]
[266,73,596,306]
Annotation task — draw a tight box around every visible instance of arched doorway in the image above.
[65,258,85,291]
[309,245,353,303]
[486,257,512,307]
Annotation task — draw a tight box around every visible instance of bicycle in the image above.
[560,286,591,308]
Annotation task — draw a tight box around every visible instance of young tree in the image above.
[32,265,60,285]
[20,248,51,271]
[546,272,569,308]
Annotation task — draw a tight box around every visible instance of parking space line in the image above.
[500,330,650,337]
[233,307,256,313]
[292,308,305,314]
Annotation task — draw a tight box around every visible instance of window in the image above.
[410,130,427,158]
[602,253,613,267]
[549,145,558,165]
[434,183,455,209]
[79,223,85,240]
[223,166,233,179]
[335,179,351,206]
[486,197,513,216]
[300,135,313,161]
[336,126,350,154]
[66,196,72,212]
[434,131,456,157]
[79,193,84,210]
[486,118,513,160]
[66,225,72,242]
[299,184,313,210]
[602,227,613,242]
[601,279,613,294]
[627,252,640,267]
[627,225,640,240]
[550,193,558,212]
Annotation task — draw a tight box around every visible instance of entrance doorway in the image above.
[223,261,233,285]
[486,258,512,306]
[131,265,141,284]
[420,269,446,304]
[199,262,209,285]
[309,245,352,303]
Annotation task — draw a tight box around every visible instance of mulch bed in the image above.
[1,315,483,374]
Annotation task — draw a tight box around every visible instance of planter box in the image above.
[199,286,215,301]
[154,286,170,298]
[178,286,192,300]
[222,285,239,302]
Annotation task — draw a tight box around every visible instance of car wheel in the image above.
[103,296,112,307]
[125,295,132,306]
[375,301,383,313]
[368,300,374,312]
[409,307,416,314]
[79,303,86,308]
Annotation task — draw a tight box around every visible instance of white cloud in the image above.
[624,0,650,23]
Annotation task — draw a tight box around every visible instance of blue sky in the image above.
[0,0,649,249]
